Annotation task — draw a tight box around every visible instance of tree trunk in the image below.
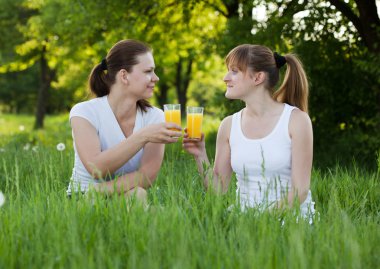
[330,0,380,53]
[175,57,193,115]
[34,44,50,129]
[355,0,380,53]
[156,81,169,108]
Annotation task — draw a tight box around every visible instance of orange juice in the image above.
[164,109,181,128]
[187,113,203,139]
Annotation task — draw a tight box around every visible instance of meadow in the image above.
[0,114,379,269]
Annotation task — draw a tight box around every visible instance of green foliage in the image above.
[296,39,380,169]
[0,0,228,113]
[0,66,38,113]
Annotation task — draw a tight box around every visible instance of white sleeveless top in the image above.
[230,104,315,216]
[67,96,164,195]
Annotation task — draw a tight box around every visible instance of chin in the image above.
[225,92,237,100]
[144,90,154,99]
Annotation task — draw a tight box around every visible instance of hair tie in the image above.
[100,58,108,71]
[274,52,286,68]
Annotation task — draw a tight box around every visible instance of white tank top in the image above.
[67,96,164,195]
[230,104,315,216]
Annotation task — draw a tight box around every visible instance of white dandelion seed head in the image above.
[19,125,25,131]
[56,143,66,151]
[32,146,38,152]
[23,143,31,151]
[0,191,5,207]
[0,148,5,152]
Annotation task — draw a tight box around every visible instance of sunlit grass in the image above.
[0,113,71,151]
[0,113,379,268]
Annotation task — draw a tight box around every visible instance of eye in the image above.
[228,66,238,73]
[145,67,156,73]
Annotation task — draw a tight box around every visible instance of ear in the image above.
[253,71,266,86]
[119,69,130,84]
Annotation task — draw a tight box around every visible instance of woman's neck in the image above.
[244,88,280,117]
[107,87,137,121]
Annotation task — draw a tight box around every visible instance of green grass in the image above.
[0,113,379,268]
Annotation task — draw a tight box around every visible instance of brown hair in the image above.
[89,39,152,111]
[225,44,309,113]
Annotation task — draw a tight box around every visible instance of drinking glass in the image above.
[186,107,204,139]
[164,104,181,130]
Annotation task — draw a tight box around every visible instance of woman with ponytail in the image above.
[67,39,182,203]
[183,44,315,220]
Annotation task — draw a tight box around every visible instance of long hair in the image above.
[88,39,152,111]
[225,44,309,113]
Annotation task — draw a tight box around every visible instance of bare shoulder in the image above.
[71,116,97,135]
[289,109,313,137]
[290,109,312,126]
[220,115,232,129]
[71,116,93,128]
[218,115,233,138]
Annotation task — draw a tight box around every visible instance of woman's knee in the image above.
[125,186,147,200]
[133,186,147,199]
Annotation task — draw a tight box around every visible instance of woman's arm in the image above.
[93,142,164,194]
[276,110,313,208]
[71,117,180,178]
[183,116,233,193]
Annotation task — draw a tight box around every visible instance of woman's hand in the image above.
[139,122,182,144]
[182,129,206,158]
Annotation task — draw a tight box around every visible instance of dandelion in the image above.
[23,143,31,151]
[0,191,5,207]
[0,148,5,152]
[19,125,25,131]
[32,146,38,152]
[56,143,66,151]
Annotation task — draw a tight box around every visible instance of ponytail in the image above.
[89,62,110,97]
[273,54,309,113]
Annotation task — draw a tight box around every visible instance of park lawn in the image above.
[0,113,379,268]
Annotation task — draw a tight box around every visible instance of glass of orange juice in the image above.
[186,107,204,139]
[164,104,181,130]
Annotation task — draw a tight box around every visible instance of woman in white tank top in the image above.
[68,40,182,202]
[183,44,315,219]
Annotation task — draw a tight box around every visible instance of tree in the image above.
[209,0,379,53]
[43,0,225,114]
[0,0,62,128]
[130,0,226,113]
[329,0,379,53]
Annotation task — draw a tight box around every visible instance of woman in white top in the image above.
[183,44,315,217]
[68,39,182,202]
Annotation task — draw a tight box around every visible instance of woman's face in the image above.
[126,52,159,99]
[223,65,255,100]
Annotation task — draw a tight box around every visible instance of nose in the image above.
[152,72,159,82]
[223,73,230,82]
